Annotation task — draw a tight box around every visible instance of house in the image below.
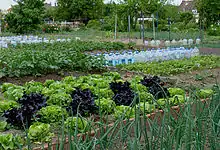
[179,0,199,22]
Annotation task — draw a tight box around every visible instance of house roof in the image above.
[179,0,195,12]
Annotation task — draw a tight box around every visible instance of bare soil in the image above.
[170,67,220,89]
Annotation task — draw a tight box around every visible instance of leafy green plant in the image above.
[1,83,15,93]
[24,81,44,95]
[2,84,24,101]
[0,40,126,77]
[0,134,23,150]
[38,105,68,124]
[136,102,155,114]
[198,89,214,99]
[95,98,116,114]
[169,95,185,105]
[47,93,72,107]
[28,122,54,143]
[114,105,135,119]
[0,121,7,131]
[168,88,185,97]
[118,55,220,76]
[0,100,18,114]
[64,117,88,133]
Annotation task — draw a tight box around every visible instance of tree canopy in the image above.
[5,0,45,34]
[196,0,220,27]
[57,0,103,23]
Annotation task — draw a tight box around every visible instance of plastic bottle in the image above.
[150,40,156,47]
[155,40,161,47]
[163,48,169,61]
[120,52,127,64]
[133,50,140,62]
[116,52,122,65]
[108,53,114,66]
[194,47,200,56]
[165,40,170,47]
[188,39,194,46]
[171,39,177,46]
[127,51,134,64]
[183,39,187,46]
[196,38,201,45]
[11,40,17,47]
[144,40,149,46]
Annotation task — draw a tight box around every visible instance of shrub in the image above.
[42,24,60,33]
[87,20,101,30]
[207,25,220,36]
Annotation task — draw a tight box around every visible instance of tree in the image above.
[5,0,45,34]
[158,5,179,21]
[44,7,58,22]
[57,0,103,23]
[196,0,220,28]
[113,0,163,31]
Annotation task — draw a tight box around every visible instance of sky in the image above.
[0,0,182,11]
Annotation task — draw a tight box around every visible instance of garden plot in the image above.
[0,72,218,149]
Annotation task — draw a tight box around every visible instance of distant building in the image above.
[179,0,199,22]
[179,0,195,12]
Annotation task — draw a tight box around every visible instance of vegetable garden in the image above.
[0,40,219,150]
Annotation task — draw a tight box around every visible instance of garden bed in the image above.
[32,97,211,150]
[0,72,216,149]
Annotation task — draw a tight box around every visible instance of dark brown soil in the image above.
[200,48,220,55]
[171,67,220,89]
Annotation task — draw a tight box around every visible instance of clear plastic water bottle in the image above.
[144,40,149,46]
[196,38,201,45]
[194,47,200,56]
[155,40,160,47]
[127,51,134,64]
[163,49,169,61]
[171,39,177,46]
[133,50,140,62]
[165,40,170,47]
[11,40,17,47]
[188,39,194,46]
[150,40,156,47]
[183,39,187,46]
[108,53,114,66]
[116,52,122,65]
[67,38,71,42]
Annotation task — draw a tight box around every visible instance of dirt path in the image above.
[200,48,220,55]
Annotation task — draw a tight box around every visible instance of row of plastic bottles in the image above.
[0,35,72,48]
[94,47,200,66]
[145,39,201,47]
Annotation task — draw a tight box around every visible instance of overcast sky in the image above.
[0,0,182,11]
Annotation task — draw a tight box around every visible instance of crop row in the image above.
[117,55,220,76]
[1,41,121,77]
[0,72,215,147]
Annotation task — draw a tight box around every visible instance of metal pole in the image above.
[142,11,145,44]
[168,17,171,41]
[152,14,156,40]
[114,14,117,40]
[128,15,131,42]
[0,19,1,34]
[156,12,158,40]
